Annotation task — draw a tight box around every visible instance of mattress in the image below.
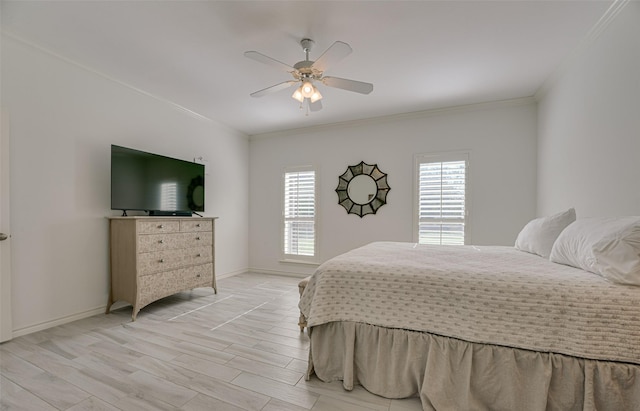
[299,241,640,364]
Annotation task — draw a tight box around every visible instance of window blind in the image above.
[418,160,466,245]
[284,170,315,256]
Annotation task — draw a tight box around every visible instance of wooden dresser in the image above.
[107,216,217,320]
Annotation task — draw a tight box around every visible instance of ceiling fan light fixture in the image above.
[292,87,304,103]
[301,81,314,98]
[310,88,322,103]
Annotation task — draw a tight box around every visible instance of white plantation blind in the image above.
[283,169,316,257]
[417,157,467,245]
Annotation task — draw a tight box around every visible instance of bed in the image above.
[299,239,640,410]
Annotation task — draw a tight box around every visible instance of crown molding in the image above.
[249,96,536,141]
[534,0,630,101]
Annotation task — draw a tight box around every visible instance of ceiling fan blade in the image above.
[309,100,323,112]
[250,80,298,98]
[312,41,352,73]
[321,76,374,94]
[244,51,295,73]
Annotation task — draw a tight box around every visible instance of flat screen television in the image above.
[111,145,205,216]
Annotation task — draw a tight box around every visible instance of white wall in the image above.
[537,2,640,217]
[249,100,538,275]
[2,35,250,335]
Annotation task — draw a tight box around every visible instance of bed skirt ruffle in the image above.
[306,322,640,411]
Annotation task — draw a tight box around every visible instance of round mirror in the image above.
[187,175,205,211]
[348,175,377,204]
[191,185,204,208]
[335,161,390,218]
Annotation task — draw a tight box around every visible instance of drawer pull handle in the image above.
[158,225,163,229]
[197,253,202,257]
[158,239,164,244]
[159,259,165,263]
[196,223,201,227]
[196,236,201,240]
[196,274,201,278]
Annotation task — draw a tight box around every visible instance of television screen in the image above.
[111,145,205,215]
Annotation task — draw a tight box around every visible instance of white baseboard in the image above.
[217,268,246,279]
[12,306,108,338]
[247,267,311,278]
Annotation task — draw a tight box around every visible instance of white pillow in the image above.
[549,217,640,286]
[514,208,576,258]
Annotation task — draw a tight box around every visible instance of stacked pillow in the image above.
[515,209,640,286]
[549,216,640,286]
[514,208,576,258]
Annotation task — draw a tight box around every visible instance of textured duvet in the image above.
[299,242,640,365]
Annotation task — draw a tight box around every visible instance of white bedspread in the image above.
[299,242,640,365]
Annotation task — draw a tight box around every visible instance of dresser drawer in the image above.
[185,264,214,289]
[138,233,181,252]
[180,220,212,233]
[138,245,213,275]
[138,232,213,253]
[138,220,180,234]
[181,231,212,248]
[183,247,213,267]
[138,263,213,307]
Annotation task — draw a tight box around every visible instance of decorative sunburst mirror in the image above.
[336,161,390,218]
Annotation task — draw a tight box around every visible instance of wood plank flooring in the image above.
[0,273,423,411]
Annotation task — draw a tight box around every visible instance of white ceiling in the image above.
[2,1,612,136]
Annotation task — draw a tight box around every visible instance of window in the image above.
[415,153,468,245]
[283,168,316,259]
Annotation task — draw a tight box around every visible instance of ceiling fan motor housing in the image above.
[293,60,320,79]
[296,39,321,78]
[300,38,315,53]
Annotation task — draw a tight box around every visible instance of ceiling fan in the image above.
[244,39,373,113]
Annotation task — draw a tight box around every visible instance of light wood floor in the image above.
[0,272,423,411]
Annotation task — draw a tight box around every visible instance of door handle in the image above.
[0,233,8,241]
